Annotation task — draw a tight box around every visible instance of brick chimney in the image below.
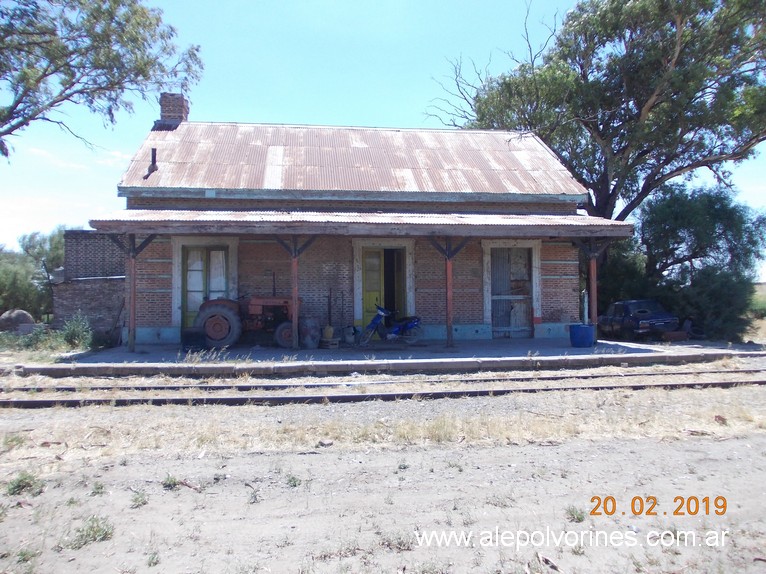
[158,92,189,125]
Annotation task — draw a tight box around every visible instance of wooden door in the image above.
[490,247,532,338]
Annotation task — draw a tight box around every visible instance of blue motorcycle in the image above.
[359,305,423,345]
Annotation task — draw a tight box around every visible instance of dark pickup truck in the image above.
[598,299,679,340]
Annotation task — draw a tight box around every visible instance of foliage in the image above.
[66,515,114,549]
[445,0,766,221]
[639,185,766,281]
[598,187,763,340]
[0,250,44,314]
[597,238,651,310]
[60,311,93,349]
[0,0,203,157]
[130,489,148,509]
[565,505,586,523]
[18,325,55,350]
[6,471,44,496]
[161,474,179,491]
[0,314,93,352]
[0,227,65,319]
[662,269,755,342]
[19,226,65,272]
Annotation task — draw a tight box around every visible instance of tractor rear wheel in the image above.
[193,303,242,348]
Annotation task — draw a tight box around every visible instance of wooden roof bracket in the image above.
[108,233,157,258]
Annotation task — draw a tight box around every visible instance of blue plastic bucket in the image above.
[570,324,596,347]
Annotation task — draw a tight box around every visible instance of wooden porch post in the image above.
[429,237,470,347]
[108,233,157,352]
[291,250,299,350]
[128,249,137,352]
[445,257,454,347]
[572,238,612,326]
[275,235,317,350]
[589,255,598,326]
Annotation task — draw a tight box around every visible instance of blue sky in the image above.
[2,0,765,278]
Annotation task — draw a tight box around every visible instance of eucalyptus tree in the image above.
[0,0,203,157]
[442,0,766,221]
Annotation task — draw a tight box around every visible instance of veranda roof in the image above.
[90,209,633,238]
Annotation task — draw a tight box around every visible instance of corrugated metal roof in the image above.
[90,209,633,238]
[119,123,586,197]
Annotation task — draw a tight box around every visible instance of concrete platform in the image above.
[12,338,766,378]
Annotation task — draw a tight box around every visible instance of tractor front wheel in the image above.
[193,303,242,348]
[274,321,293,348]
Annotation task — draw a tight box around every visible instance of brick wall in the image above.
[129,234,581,337]
[414,239,484,324]
[64,230,125,280]
[451,241,485,324]
[238,237,354,325]
[540,241,581,323]
[52,277,125,335]
[133,236,172,327]
[51,230,127,335]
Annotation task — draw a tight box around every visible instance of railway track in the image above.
[1,366,765,409]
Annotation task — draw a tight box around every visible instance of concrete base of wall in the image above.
[127,322,576,347]
[535,323,572,338]
[422,324,492,340]
[426,323,572,340]
[128,327,182,345]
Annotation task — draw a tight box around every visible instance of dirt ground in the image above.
[0,358,765,573]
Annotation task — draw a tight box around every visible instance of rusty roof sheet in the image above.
[90,209,633,238]
[119,123,586,198]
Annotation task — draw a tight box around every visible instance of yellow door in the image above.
[362,248,384,328]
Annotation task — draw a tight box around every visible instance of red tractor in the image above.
[193,296,296,348]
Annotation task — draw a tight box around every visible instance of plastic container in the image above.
[569,324,596,347]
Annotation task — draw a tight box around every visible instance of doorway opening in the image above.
[181,245,229,328]
[361,247,406,328]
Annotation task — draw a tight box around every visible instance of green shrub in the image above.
[0,312,95,353]
[19,325,56,349]
[0,331,19,350]
[1,326,63,351]
[657,269,755,342]
[67,515,114,549]
[7,471,44,496]
[60,312,92,349]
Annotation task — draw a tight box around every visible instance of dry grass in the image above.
[0,384,763,472]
